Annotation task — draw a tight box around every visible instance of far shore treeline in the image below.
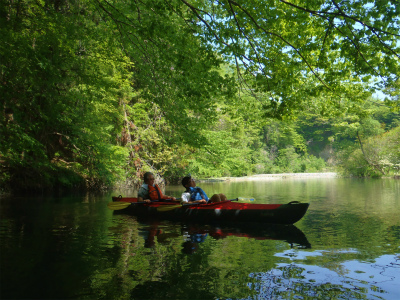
[1,0,399,194]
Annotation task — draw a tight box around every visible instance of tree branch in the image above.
[357,130,385,175]
[227,0,331,91]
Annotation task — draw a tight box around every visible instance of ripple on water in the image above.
[249,253,400,300]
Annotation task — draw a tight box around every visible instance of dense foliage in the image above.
[1,0,399,193]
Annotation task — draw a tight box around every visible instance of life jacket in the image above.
[187,187,209,202]
[148,184,169,200]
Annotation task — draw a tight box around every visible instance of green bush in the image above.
[276,147,302,172]
[339,149,381,177]
[302,155,326,172]
[338,126,400,177]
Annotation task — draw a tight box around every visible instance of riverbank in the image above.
[199,172,338,182]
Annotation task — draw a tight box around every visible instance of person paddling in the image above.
[138,172,177,203]
[181,175,227,204]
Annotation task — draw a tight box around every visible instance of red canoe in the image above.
[110,196,309,225]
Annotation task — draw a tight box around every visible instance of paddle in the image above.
[156,197,255,212]
[107,201,148,210]
[156,201,210,212]
[108,198,181,211]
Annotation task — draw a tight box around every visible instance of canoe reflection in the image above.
[139,220,311,252]
[181,223,311,252]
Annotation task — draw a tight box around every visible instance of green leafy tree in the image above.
[339,125,400,177]
[175,0,400,118]
[1,0,399,192]
[1,0,131,190]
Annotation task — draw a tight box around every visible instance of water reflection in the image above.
[135,219,312,253]
[1,179,399,300]
[181,232,208,254]
[250,253,400,299]
[108,216,313,300]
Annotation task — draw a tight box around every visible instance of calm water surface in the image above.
[1,178,399,299]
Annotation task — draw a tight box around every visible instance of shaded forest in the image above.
[1,0,399,193]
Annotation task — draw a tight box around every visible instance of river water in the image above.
[1,178,399,299]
